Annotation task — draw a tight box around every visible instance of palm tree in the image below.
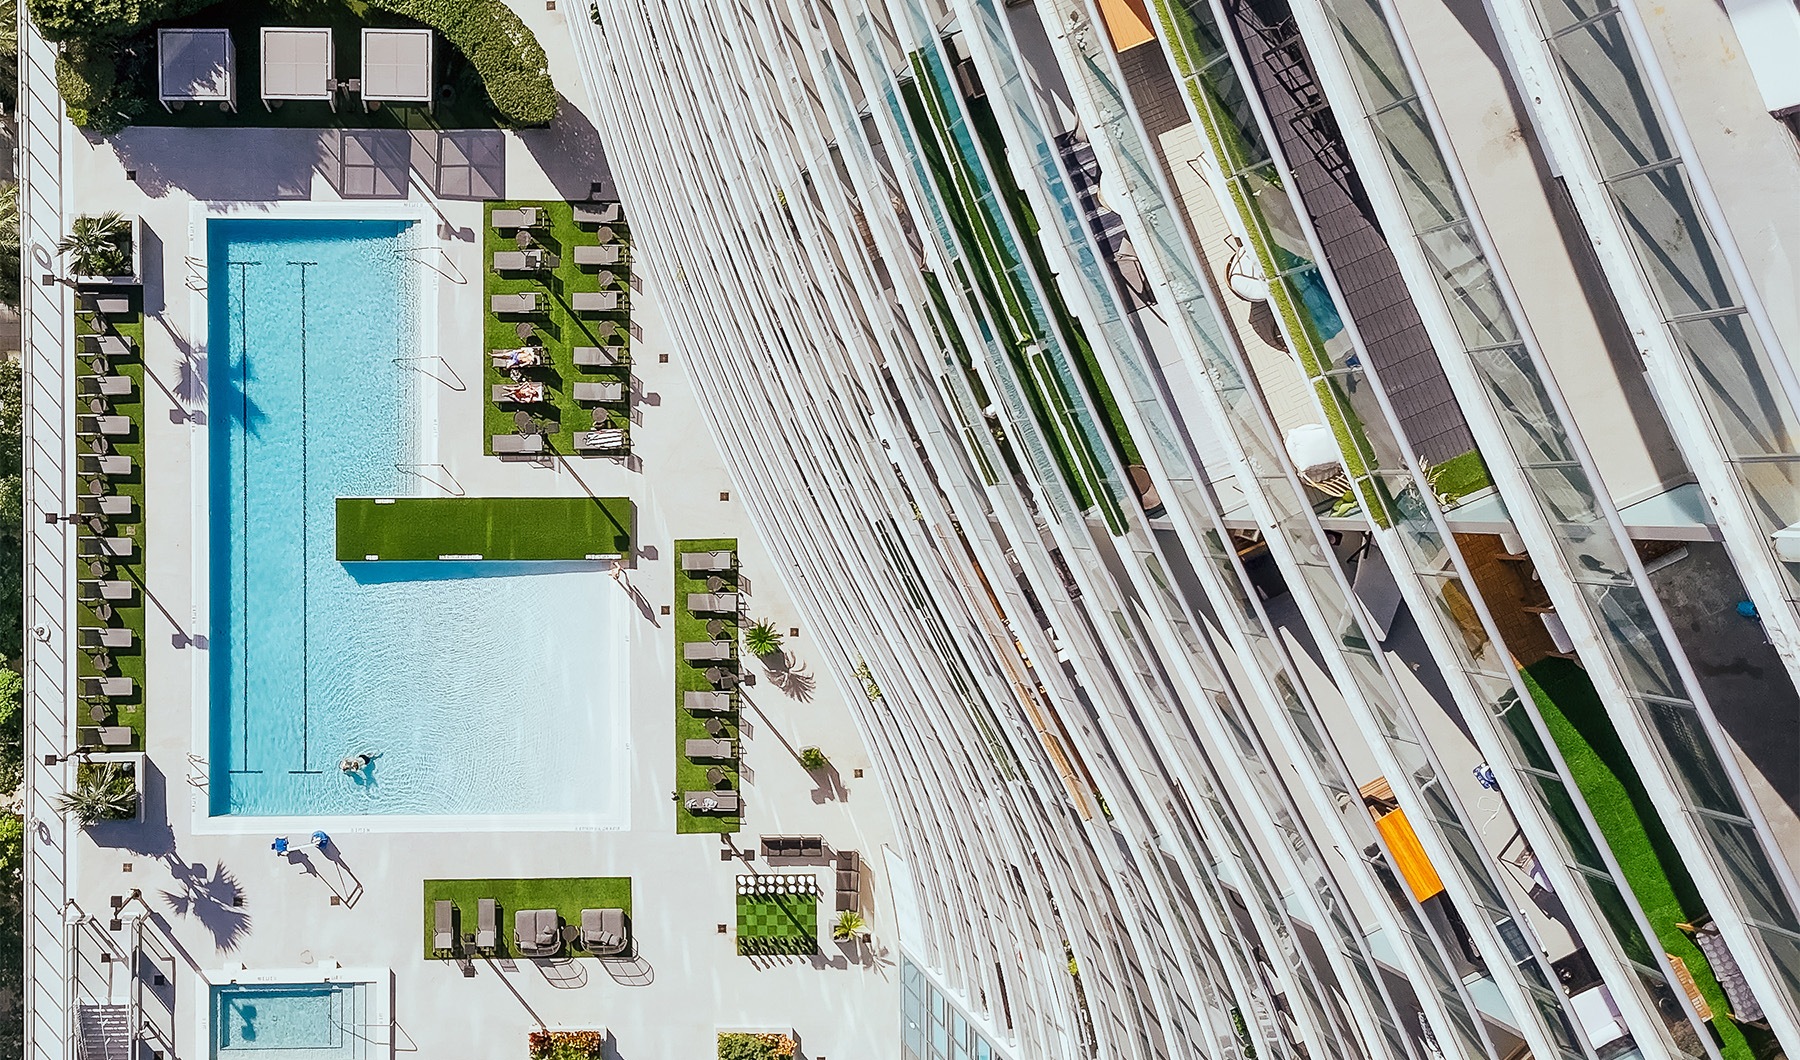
[54,762,137,827]
[58,211,131,278]
[832,909,866,942]
[743,619,783,657]
[799,746,828,772]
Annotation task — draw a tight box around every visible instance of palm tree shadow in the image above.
[760,651,815,702]
[160,858,251,953]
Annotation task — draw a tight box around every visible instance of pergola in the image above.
[360,28,435,112]
[157,28,235,112]
[260,27,335,111]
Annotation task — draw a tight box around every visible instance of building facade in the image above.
[570,0,1800,1057]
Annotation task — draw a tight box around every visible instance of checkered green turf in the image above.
[736,893,818,956]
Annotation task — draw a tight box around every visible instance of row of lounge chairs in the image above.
[432,899,629,959]
[78,676,133,698]
[491,382,625,406]
[491,428,629,456]
[493,204,623,228]
[77,375,134,398]
[490,344,623,371]
[491,290,622,315]
[494,245,624,272]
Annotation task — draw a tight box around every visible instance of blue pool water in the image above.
[208,219,624,819]
[212,983,366,1058]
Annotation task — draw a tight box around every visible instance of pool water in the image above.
[207,219,626,820]
[212,983,367,1059]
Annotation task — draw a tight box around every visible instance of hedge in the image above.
[367,0,557,125]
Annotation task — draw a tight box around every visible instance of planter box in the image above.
[73,215,143,287]
[85,751,145,824]
[528,1027,608,1059]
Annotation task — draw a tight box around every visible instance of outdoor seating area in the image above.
[423,877,631,961]
[735,877,819,957]
[73,290,147,753]
[484,200,634,457]
[675,539,743,833]
[759,835,825,859]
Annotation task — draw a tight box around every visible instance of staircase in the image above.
[76,1004,132,1060]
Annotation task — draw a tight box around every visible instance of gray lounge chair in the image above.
[573,244,622,266]
[490,292,540,314]
[78,375,133,398]
[79,580,133,602]
[78,454,133,477]
[684,789,741,814]
[681,550,735,572]
[492,384,550,405]
[573,202,622,225]
[684,640,735,662]
[514,909,561,957]
[77,725,133,748]
[78,495,134,518]
[494,249,556,272]
[572,381,624,404]
[78,537,135,559]
[574,428,627,452]
[572,346,620,368]
[434,900,457,952]
[687,592,739,614]
[79,676,133,698]
[76,415,131,436]
[490,207,539,229]
[685,737,735,760]
[93,296,131,315]
[491,346,550,370]
[571,291,619,314]
[79,334,135,357]
[580,908,628,956]
[476,899,497,951]
[492,434,546,455]
[78,627,134,650]
[685,690,733,712]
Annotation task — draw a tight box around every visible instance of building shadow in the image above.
[431,130,506,199]
[110,128,314,201]
[320,130,411,199]
[517,96,616,203]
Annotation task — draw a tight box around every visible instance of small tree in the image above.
[743,619,783,657]
[58,211,130,278]
[798,746,828,772]
[54,761,136,827]
[832,909,866,942]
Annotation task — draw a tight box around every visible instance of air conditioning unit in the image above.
[1773,523,1800,563]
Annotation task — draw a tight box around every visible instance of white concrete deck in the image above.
[58,25,903,1056]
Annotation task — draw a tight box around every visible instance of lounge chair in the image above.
[580,908,628,956]
[684,640,735,663]
[76,415,131,437]
[78,537,135,559]
[79,580,134,602]
[687,592,739,614]
[681,550,736,572]
[94,296,131,315]
[685,690,733,712]
[571,346,620,368]
[433,900,457,953]
[492,434,546,456]
[574,428,627,453]
[78,676,133,698]
[493,249,556,272]
[684,789,740,814]
[78,495,134,518]
[79,334,135,357]
[78,627,134,650]
[572,381,624,404]
[685,737,736,760]
[77,726,133,748]
[491,346,550,370]
[490,207,539,229]
[77,375,134,398]
[514,909,561,957]
[573,202,622,225]
[573,244,622,266]
[491,384,549,405]
[78,454,133,477]
[571,291,619,314]
[476,899,497,951]
[490,292,540,314]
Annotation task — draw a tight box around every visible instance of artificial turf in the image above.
[422,877,632,960]
[74,289,147,751]
[736,893,818,956]
[674,538,741,834]
[334,496,633,560]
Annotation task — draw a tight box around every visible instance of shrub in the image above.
[55,761,137,826]
[717,1033,797,1060]
[367,0,557,125]
[743,619,782,657]
[798,746,827,772]
[528,1029,604,1059]
[59,211,131,278]
[832,909,864,941]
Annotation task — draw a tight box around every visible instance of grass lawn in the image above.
[423,877,631,960]
[335,497,633,560]
[74,290,147,751]
[1525,659,1771,1060]
[484,201,632,456]
[674,538,741,834]
[736,893,818,956]
[1430,449,1493,505]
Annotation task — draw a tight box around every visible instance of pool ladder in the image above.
[395,463,465,496]
[393,355,466,392]
[185,753,207,791]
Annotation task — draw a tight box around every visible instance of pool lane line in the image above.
[231,260,262,775]
[289,260,318,777]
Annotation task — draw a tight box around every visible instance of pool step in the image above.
[75,1003,132,1060]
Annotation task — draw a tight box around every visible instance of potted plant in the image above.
[59,211,140,285]
[798,746,828,772]
[743,619,783,658]
[55,758,140,826]
[717,1031,797,1060]
[831,909,866,943]
[528,1029,606,1059]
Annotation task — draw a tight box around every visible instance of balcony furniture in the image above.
[836,850,861,912]
[705,765,728,784]
[760,835,826,859]
[704,668,738,690]
[514,909,561,957]
[580,908,629,956]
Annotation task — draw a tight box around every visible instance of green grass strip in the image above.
[674,538,741,834]
[335,497,633,560]
[422,877,631,960]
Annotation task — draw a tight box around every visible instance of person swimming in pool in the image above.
[339,752,374,774]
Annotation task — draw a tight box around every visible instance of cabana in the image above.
[158,28,236,112]
[260,27,335,111]
[360,28,435,112]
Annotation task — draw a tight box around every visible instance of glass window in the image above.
[1673,314,1800,459]
[1581,586,1683,698]
[1417,223,1517,350]
[1640,698,1743,815]
[1703,816,1800,931]
[1610,164,1739,318]
[1553,12,1676,176]
[1736,458,1800,533]
[1470,345,1579,466]
[1375,100,1461,231]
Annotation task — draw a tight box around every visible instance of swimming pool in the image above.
[212,982,369,1059]
[206,218,627,822]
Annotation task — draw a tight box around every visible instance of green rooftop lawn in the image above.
[1430,449,1493,505]
[736,893,818,956]
[423,877,631,960]
[1525,658,1770,1060]
[674,538,741,834]
[74,290,146,751]
[335,497,633,560]
[484,200,632,457]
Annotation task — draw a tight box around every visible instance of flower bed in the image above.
[717,1032,796,1060]
[529,1029,604,1059]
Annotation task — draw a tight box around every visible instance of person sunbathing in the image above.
[503,346,544,368]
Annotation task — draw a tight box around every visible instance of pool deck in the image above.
[56,8,904,1056]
